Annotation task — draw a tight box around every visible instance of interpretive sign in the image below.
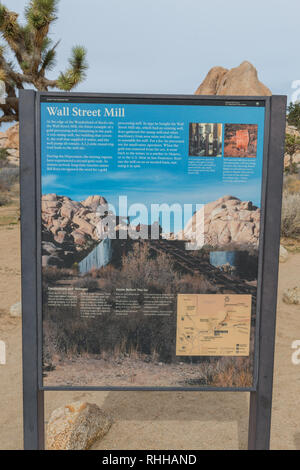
[20,91,286,448]
[37,95,269,389]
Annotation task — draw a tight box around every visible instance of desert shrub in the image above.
[43,319,61,366]
[121,243,177,292]
[0,166,19,191]
[0,148,9,168]
[95,265,121,283]
[210,357,252,388]
[175,274,216,294]
[179,357,252,387]
[44,303,177,364]
[74,277,99,290]
[285,161,299,175]
[0,194,10,206]
[42,266,76,284]
[281,191,300,238]
[287,102,300,130]
[283,174,300,194]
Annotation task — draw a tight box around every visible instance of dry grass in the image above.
[281,191,300,239]
[211,359,252,388]
[283,174,300,193]
[43,266,77,283]
[281,237,300,253]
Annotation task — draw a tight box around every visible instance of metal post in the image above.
[248,95,287,450]
[20,90,45,450]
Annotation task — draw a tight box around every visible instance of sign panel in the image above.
[39,95,267,389]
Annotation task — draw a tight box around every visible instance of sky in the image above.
[4,0,300,104]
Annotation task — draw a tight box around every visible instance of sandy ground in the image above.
[0,222,299,450]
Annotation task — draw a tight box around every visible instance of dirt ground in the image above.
[0,221,299,450]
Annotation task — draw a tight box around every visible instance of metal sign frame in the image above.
[20,90,286,450]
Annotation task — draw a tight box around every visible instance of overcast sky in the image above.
[5,0,300,101]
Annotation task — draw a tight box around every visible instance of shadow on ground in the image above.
[97,391,249,450]
[294,433,300,450]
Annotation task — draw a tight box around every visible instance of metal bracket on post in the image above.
[20,90,45,450]
[248,95,287,450]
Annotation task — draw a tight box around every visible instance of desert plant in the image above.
[285,133,300,174]
[0,165,19,192]
[287,102,300,130]
[281,191,300,238]
[211,358,252,388]
[0,147,8,162]
[74,277,99,291]
[0,0,88,125]
[283,174,300,194]
[0,192,9,205]
[121,242,177,291]
[42,265,76,284]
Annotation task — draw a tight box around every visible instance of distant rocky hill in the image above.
[177,195,260,248]
[195,61,271,96]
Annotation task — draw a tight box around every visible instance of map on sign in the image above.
[176,294,251,356]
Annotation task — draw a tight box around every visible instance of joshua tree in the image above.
[0,0,88,125]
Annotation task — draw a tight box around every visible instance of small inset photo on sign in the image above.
[224,123,258,158]
[189,123,223,157]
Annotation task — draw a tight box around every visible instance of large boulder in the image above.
[283,287,300,305]
[47,401,112,450]
[195,61,271,96]
[177,195,260,248]
[0,123,19,149]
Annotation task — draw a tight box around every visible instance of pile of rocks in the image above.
[42,194,107,268]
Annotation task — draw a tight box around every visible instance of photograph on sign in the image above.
[39,97,265,389]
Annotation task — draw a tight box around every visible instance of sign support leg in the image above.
[248,95,286,450]
[20,90,45,450]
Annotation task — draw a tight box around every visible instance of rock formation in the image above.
[42,193,261,268]
[0,123,19,149]
[47,401,112,450]
[195,61,271,96]
[0,123,19,165]
[177,195,260,248]
[42,194,108,268]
